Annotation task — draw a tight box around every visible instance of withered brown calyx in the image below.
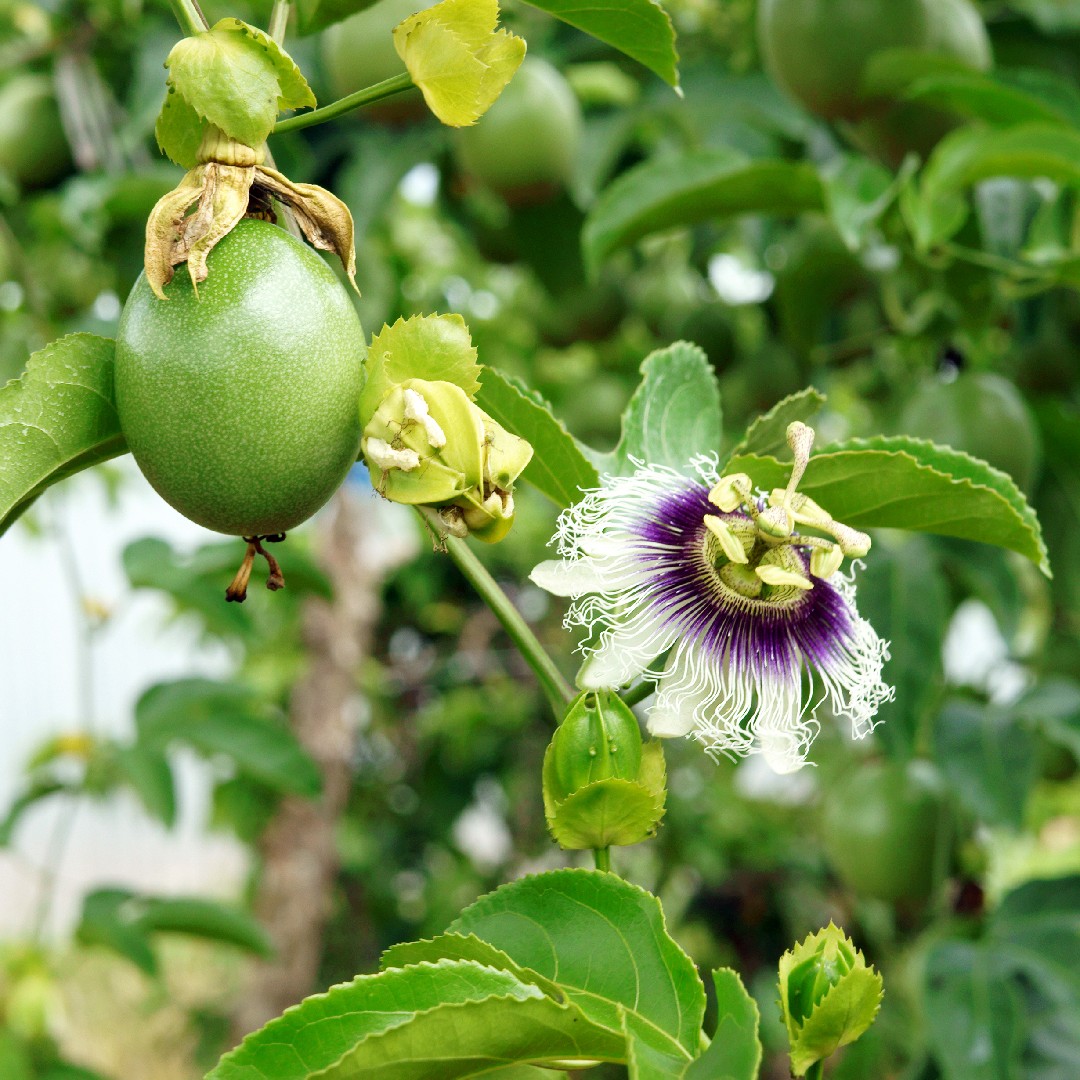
[144,125,357,299]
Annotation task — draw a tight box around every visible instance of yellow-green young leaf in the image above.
[164,19,316,150]
[393,0,526,127]
[547,777,665,849]
[0,334,126,538]
[360,313,481,425]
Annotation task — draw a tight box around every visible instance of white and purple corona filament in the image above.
[530,423,893,774]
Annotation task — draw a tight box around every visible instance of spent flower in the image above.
[530,423,893,773]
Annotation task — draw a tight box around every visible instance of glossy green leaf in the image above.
[0,334,126,539]
[684,969,762,1080]
[933,699,1038,827]
[361,314,479,424]
[164,19,315,151]
[381,934,564,1001]
[727,436,1049,575]
[135,679,322,798]
[912,124,1080,248]
[210,960,622,1079]
[474,368,599,508]
[596,342,722,477]
[583,150,823,273]
[449,868,705,1059]
[154,90,207,169]
[623,1010,688,1079]
[518,0,678,88]
[727,387,825,461]
[854,538,947,760]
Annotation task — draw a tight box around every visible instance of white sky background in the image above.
[0,462,247,939]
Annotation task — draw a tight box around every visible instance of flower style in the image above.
[530,423,893,773]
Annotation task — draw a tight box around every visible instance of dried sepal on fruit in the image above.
[144,126,357,300]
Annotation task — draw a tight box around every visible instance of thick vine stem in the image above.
[437,531,574,720]
[274,73,415,134]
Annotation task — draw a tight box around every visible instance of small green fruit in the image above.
[454,58,582,205]
[115,219,365,536]
[0,74,72,189]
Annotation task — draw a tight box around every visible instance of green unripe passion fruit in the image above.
[820,759,950,905]
[757,0,989,124]
[0,74,73,190]
[321,0,431,123]
[454,58,582,205]
[115,219,365,537]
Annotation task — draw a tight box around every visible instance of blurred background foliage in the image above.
[1,0,1079,1077]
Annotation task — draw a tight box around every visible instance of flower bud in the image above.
[778,923,883,1076]
[548,691,644,801]
[542,691,667,850]
[362,378,485,505]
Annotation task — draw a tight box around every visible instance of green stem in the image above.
[620,678,657,708]
[443,535,574,720]
[274,73,415,134]
[168,0,208,35]
[805,1061,824,1080]
[594,847,611,872]
[268,0,291,44]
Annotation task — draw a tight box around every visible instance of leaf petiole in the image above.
[274,73,415,135]
[168,0,208,35]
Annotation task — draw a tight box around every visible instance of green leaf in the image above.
[933,699,1039,828]
[905,70,1080,128]
[164,19,316,151]
[1013,678,1080,759]
[821,153,918,251]
[474,368,599,508]
[583,150,823,273]
[154,90,207,169]
[135,679,322,798]
[209,960,622,1079]
[449,868,705,1059]
[684,969,762,1080]
[136,897,273,957]
[548,777,665,850]
[597,341,722,477]
[295,0,378,36]
[727,387,826,461]
[726,436,1050,575]
[381,934,564,1001]
[113,744,177,827]
[75,889,158,976]
[518,0,678,88]
[854,538,947,760]
[623,1009,689,1079]
[361,314,480,425]
[0,334,126,539]
[923,942,1026,1080]
[911,124,1080,249]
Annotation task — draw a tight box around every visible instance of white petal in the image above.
[647,648,713,738]
[646,704,695,738]
[529,555,634,598]
[577,617,677,690]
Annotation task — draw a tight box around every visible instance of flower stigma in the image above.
[530,422,893,774]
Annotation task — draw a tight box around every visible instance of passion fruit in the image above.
[115,219,365,538]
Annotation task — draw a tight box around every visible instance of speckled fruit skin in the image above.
[115,219,365,536]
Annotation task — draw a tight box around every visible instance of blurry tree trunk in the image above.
[231,491,397,1036]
